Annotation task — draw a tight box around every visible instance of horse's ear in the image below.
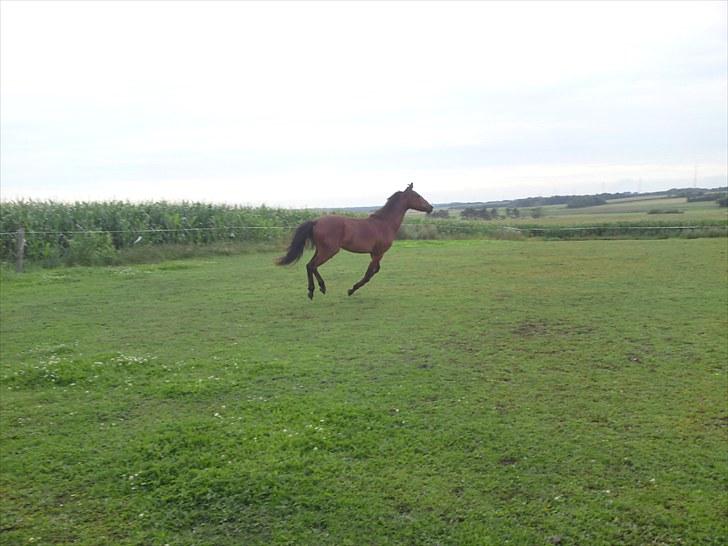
[406,183,413,191]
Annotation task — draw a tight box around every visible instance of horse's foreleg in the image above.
[348,256,382,296]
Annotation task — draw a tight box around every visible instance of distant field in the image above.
[444,195,726,225]
[1,239,726,545]
[430,196,726,242]
[530,196,725,221]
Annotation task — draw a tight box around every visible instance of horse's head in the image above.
[403,183,434,214]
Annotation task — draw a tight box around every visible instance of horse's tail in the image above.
[276,220,316,265]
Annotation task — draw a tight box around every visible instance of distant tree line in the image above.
[670,187,727,200]
[455,187,728,210]
[506,192,632,208]
[566,196,608,208]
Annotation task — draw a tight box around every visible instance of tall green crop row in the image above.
[3,200,726,267]
[0,200,319,265]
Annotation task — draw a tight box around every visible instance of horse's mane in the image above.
[369,191,403,218]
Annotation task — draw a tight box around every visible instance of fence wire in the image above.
[0,226,291,236]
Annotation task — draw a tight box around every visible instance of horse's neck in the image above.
[375,202,408,232]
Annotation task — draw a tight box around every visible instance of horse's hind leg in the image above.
[348,255,382,296]
[306,260,325,298]
[313,269,326,294]
[306,246,338,299]
[306,261,316,300]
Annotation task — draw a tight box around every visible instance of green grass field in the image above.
[1,239,726,545]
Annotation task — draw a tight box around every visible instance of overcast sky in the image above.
[1,1,726,208]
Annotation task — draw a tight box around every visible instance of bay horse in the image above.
[277,183,433,299]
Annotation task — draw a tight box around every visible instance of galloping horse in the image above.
[277,183,433,299]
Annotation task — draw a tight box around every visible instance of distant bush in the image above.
[648,209,684,215]
[718,197,728,207]
[461,207,493,220]
[430,209,450,218]
[460,207,523,220]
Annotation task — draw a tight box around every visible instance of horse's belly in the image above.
[342,221,378,253]
[342,242,373,253]
[342,229,375,253]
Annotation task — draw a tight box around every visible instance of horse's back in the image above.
[313,215,346,244]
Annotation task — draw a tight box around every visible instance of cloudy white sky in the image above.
[1,0,726,208]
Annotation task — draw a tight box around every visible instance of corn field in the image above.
[0,200,321,266]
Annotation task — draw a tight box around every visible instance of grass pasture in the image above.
[1,239,727,545]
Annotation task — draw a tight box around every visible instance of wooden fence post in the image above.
[16,227,25,273]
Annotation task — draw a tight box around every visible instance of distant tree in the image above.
[461,207,495,220]
[430,209,450,218]
[490,208,499,219]
[531,207,544,218]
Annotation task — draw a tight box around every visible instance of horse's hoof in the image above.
[347,288,355,296]
[320,286,326,295]
[308,291,314,300]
